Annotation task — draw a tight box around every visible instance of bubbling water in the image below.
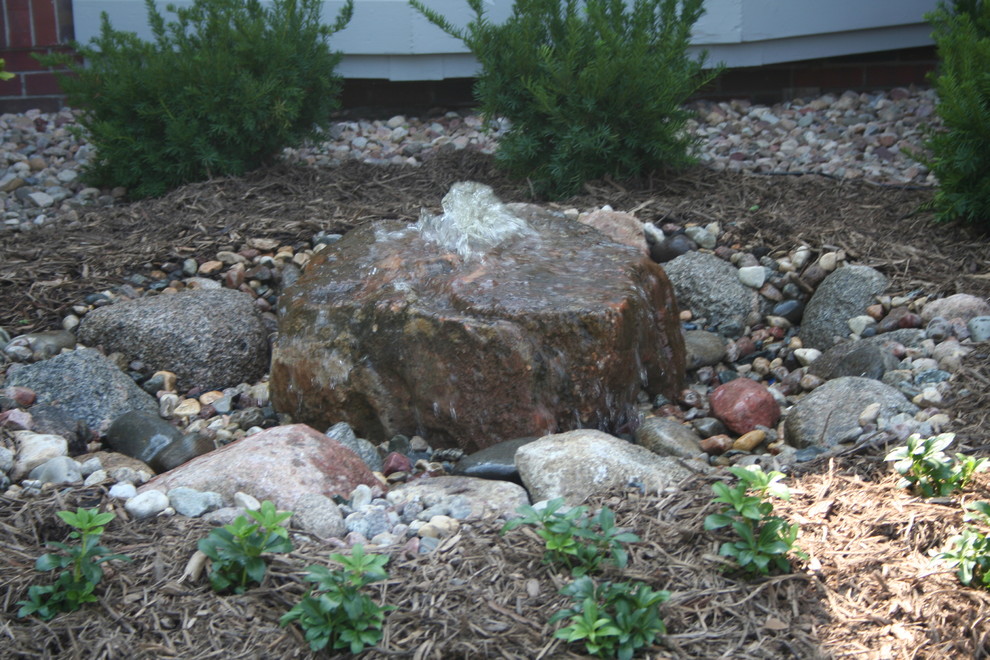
[416,181,536,259]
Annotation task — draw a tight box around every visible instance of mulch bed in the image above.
[2,150,990,658]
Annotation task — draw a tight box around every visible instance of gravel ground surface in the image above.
[0,86,938,233]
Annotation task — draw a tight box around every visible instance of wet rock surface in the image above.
[271,196,685,452]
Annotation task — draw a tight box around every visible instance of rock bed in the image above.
[0,86,938,233]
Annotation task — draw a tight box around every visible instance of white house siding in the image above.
[72,0,940,80]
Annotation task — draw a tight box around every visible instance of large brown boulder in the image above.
[271,187,684,453]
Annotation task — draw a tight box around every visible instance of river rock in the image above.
[663,250,763,337]
[452,437,538,482]
[271,184,685,453]
[27,455,81,485]
[325,422,382,472]
[515,429,708,504]
[807,341,899,381]
[683,330,728,369]
[784,376,918,448]
[105,411,189,473]
[5,348,159,433]
[799,265,888,350]
[387,475,529,520]
[920,293,990,323]
[292,493,346,539]
[138,424,378,511]
[77,289,269,391]
[709,378,781,435]
[634,416,702,458]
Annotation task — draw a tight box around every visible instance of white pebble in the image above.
[125,489,170,518]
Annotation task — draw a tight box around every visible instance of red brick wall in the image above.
[0,0,73,113]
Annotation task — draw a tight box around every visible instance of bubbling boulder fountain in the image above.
[270,182,685,453]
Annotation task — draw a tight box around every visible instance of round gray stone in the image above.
[799,266,888,350]
[784,376,917,448]
[663,251,764,337]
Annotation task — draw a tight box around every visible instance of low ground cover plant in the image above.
[39,0,353,199]
[17,508,131,620]
[704,466,805,575]
[410,0,720,198]
[280,544,394,653]
[501,497,639,576]
[198,500,293,594]
[914,0,990,230]
[550,575,669,660]
[885,432,988,497]
[938,501,990,588]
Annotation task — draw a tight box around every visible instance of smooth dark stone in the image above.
[453,437,538,483]
[650,233,697,263]
[772,299,805,324]
[691,417,728,438]
[105,410,213,472]
[915,369,951,385]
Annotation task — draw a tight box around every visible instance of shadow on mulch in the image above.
[1,151,990,658]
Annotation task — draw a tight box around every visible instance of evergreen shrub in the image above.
[40,0,353,199]
[917,0,990,229]
[410,0,720,198]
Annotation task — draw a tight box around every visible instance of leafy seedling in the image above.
[550,575,669,660]
[281,544,395,653]
[502,498,640,576]
[704,466,805,575]
[198,500,293,593]
[17,508,131,620]
[886,432,988,497]
[938,501,990,588]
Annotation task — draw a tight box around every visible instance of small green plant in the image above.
[911,0,990,229]
[704,466,805,575]
[280,544,395,654]
[0,58,14,81]
[198,500,293,594]
[885,432,988,497]
[550,575,669,660]
[938,501,990,588]
[410,0,721,198]
[38,0,353,199]
[17,508,131,620]
[502,498,640,576]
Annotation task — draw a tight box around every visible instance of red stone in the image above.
[382,451,412,476]
[138,424,378,510]
[709,378,781,435]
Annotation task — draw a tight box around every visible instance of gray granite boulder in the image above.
[807,341,900,381]
[799,265,888,350]
[77,289,269,391]
[784,376,917,448]
[5,348,159,433]
[515,429,709,504]
[663,251,763,337]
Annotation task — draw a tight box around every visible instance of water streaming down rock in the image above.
[270,182,685,453]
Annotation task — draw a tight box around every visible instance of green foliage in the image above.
[410,0,720,198]
[198,500,293,594]
[0,58,14,81]
[37,0,353,199]
[885,432,988,497]
[914,0,990,228]
[938,501,990,588]
[280,544,395,654]
[501,498,640,576]
[704,466,805,575]
[17,508,131,620]
[550,575,669,660]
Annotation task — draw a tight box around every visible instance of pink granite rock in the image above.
[709,378,781,435]
[921,293,990,323]
[138,424,378,510]
[577,209,649,256]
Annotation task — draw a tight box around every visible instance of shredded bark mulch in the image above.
[1,150,990,658]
